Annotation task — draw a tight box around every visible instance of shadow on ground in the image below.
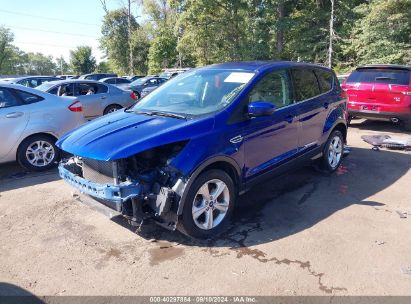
[0,162,59,193]
[112,147,410,250]
[349,119,411,135]
[0,282,43,303]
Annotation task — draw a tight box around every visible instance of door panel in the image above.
[0,88,29,159]
[243,69,299,180]
[76,83,108,118]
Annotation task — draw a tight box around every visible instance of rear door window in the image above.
[105,79,116,84]
[315,69,334,93]
[347,68,410,85]
[13,89,44,104]
[291,69,321,101]
[0,88,20,108]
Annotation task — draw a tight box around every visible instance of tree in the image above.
[23,53,57,75]
[346,0,411,66]
[95,61,110,73]
[56,56,70,75]
[69,46,96,74]
[100,8,149,74]
[0,26,15,73]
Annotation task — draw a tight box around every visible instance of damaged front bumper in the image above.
[58,162,141,211]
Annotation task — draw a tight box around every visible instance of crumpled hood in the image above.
[56,110,215,161]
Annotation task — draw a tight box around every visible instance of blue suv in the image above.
[57,61,348,238]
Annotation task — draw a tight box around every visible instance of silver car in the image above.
[0,84,85,171]
[36,79,137,120]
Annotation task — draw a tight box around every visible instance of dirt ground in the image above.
[0,119,410,296]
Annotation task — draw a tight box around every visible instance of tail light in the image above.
[130,91,137,100]
[68,101,83,112]
[340,90,347,99]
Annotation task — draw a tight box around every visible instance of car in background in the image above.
[57,75,77,80]
[36,79,137,119]
[337,74,350,84]
[341,64,411,131]
[159,68,190,80]
[100,77,131,90]
[0,84,85,171]
[0,76,62,88]
[57,61,347,238]
[79,73,117,81]
[129,76,167,98]
[122,75,145,82]
[140,86,158,98]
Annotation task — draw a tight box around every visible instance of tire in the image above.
[178,169,236,239]
[103,104,122,115]
[17,135,60,171]
[320,130,344,173]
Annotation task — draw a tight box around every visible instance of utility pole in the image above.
[127,0,133,75]
[328,0,335,68]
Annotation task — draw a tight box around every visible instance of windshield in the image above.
[36,82,57,91]
[131,69,255,116]
[131,77,149,86]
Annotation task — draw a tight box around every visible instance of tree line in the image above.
[0,0,410,76]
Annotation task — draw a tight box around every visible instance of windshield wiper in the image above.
[135,110,187,120]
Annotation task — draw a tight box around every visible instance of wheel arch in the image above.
[176,156,242,215]
[103,104,123,114]
[331,122,347,143]
[16,132,58,157]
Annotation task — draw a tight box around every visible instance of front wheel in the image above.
[321,130,344,173]
[178,169,236,239]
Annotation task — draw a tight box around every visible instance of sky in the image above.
[0,0,140,62]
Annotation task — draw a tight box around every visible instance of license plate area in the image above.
[362,105,379,112]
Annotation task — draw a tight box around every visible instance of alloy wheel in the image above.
[25,140,55,167]
[328,135,343,169]
[192,179,230,230]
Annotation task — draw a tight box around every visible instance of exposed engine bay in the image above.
[59,141,189,230]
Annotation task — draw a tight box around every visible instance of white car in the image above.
[0,84,85,171]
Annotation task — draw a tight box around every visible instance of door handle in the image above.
[323,102,329,109]
[285,115,294,124]
[6,112,23,118]
[101,96,107,100]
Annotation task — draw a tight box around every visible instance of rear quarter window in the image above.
[14,89,44,104]
[315,69,334,93]
[347,68,410,85]
[291,69,321,101]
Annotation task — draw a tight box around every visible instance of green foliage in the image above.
[0,26,16,74]
[69,46,96,74]
[95,61,110,73]
[345,0,411,68]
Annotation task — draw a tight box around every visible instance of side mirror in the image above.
[248,101,275,117]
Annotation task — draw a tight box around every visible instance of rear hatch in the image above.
[344,67,411,110]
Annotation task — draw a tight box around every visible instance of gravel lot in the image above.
[0,120,410,296]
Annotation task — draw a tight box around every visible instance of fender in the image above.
[322,103,347,141]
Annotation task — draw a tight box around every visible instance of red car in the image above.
[341,64,411,131]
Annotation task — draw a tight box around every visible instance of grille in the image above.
[82,158,118,184]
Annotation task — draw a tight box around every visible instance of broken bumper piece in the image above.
[58,163,141,211]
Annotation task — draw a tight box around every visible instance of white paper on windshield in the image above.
[224,72,254,83]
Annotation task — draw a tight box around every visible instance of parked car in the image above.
[57,75,77,80]
[57,61,347,238]
[0,76,62,88]
[79,73,117,81]
[140,86,158,98]
[122,75,145,82]
[337,74,350,84]
[35,79,137,119]
[0,84,85,171]
[100,77,131,90]
[159,68,191,79]
[341,64,411,131]
[129,76,167,98]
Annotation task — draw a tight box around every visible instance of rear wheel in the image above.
[321,130,344,173]
[178,169,235,239]
[17,135,59,171]
[104,104,122,115]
